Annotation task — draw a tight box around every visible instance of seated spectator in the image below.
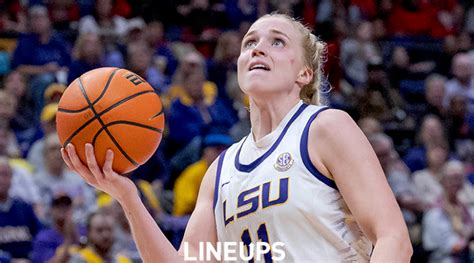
[78,0,128,44]
[173,133,233,216]
[225,72,250,141]
[0,156,43,260]
[165,50,209,105]
[34,133,96,226]
[422,160,474,262]
[444,52,474,114]
[166,71,237,156]
[207,30,240,99]
[0,90,20,157]
[403,115,448,172]
[126,40,168,93]
[3,71,37,137]
[0,124,41,209]
[68,33,105,84]
[388,46,436,93]
[145,20,178,78]
[445,95,474,148]
[31,194,78,263]
[103,200,140,262]
[356,63,408,126]
[369,133,424,227]
[10,5,70,118]
[420,74,447,120]
[340,20,382,88]
[68,211,132,263]
[358,117,383,137]
[413,144,449,208]
[27,102,58,173]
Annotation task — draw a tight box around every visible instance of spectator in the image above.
[445,95,474,148]
[340,20,382,88]
[403,115,448,172]
[356,62,407,125]
[369,133,424,227]
[444,52,474,114]
[413,144,449,208]
[3,70,37,137]
[34,133,96,226]
[168,50,207,97]
[388,46,435,93]
[68,211,132,263]
[67,33,105,84]
[27,103,58,173]
[145,20,178,78]
[421,74,447,120]
[422,160,474,262]
[207,30,240,99]
[0,156,43,260]
[0,90,20,157]
[0,124,41,209]
[78,0,128,44]
[126,40,168,93]
[166,71,237,155]
[173,133,233,216]
[10,5,70,118]
[358,117,383,137]
[31,194,78,263]
[103,200,140,262]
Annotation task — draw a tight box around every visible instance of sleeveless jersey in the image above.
[213,101,373,262]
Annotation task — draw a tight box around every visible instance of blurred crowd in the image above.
[0,0,473,262]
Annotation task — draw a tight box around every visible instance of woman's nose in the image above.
[251,44,266,57]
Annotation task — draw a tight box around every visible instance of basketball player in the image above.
[62,14,412,262]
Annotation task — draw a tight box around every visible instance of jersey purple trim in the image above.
[213,150,227,209]
[300,107,338,190]
[234,103,309,173]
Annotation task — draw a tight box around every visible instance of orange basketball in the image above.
[56,67,165,174]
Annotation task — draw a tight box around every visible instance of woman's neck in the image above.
[249,94,300,141]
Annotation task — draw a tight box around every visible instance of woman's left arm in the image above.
[309,109,412,262]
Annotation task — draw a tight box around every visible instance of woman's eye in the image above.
[273,39,285,47]
[244,40,256,49]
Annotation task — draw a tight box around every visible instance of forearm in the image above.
[370,235,413,263]
[119,195,184,263]
[16,65,49,75]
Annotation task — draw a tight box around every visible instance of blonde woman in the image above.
[62,14,412,262]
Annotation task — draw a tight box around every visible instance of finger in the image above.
[102,149,115,178]
[61,148,74,170]
[66,144,98,185]
[85,143,105,180]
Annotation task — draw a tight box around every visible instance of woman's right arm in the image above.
[61,143,219,263]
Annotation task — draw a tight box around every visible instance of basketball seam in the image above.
[91,120,163,146]
[58,68,120,113]
[77,75,140,167]
[61,89,155,148]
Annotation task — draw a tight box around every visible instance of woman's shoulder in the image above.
[308,108,354,131]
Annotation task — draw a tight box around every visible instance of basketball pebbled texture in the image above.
[56,67,165,174]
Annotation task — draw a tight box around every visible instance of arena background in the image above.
[0,0,473,262]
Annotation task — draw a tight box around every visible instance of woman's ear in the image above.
[296,67,313,87]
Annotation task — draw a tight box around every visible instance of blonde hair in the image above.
[257,13,326,105]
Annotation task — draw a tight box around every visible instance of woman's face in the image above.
[237,17,307,98]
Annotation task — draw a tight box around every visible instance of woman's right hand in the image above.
[61,143,138,204]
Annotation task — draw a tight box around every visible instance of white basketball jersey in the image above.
[213,101,373,262]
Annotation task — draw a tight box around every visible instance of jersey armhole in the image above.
[213,150,227,210]
[300,107,338,190]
